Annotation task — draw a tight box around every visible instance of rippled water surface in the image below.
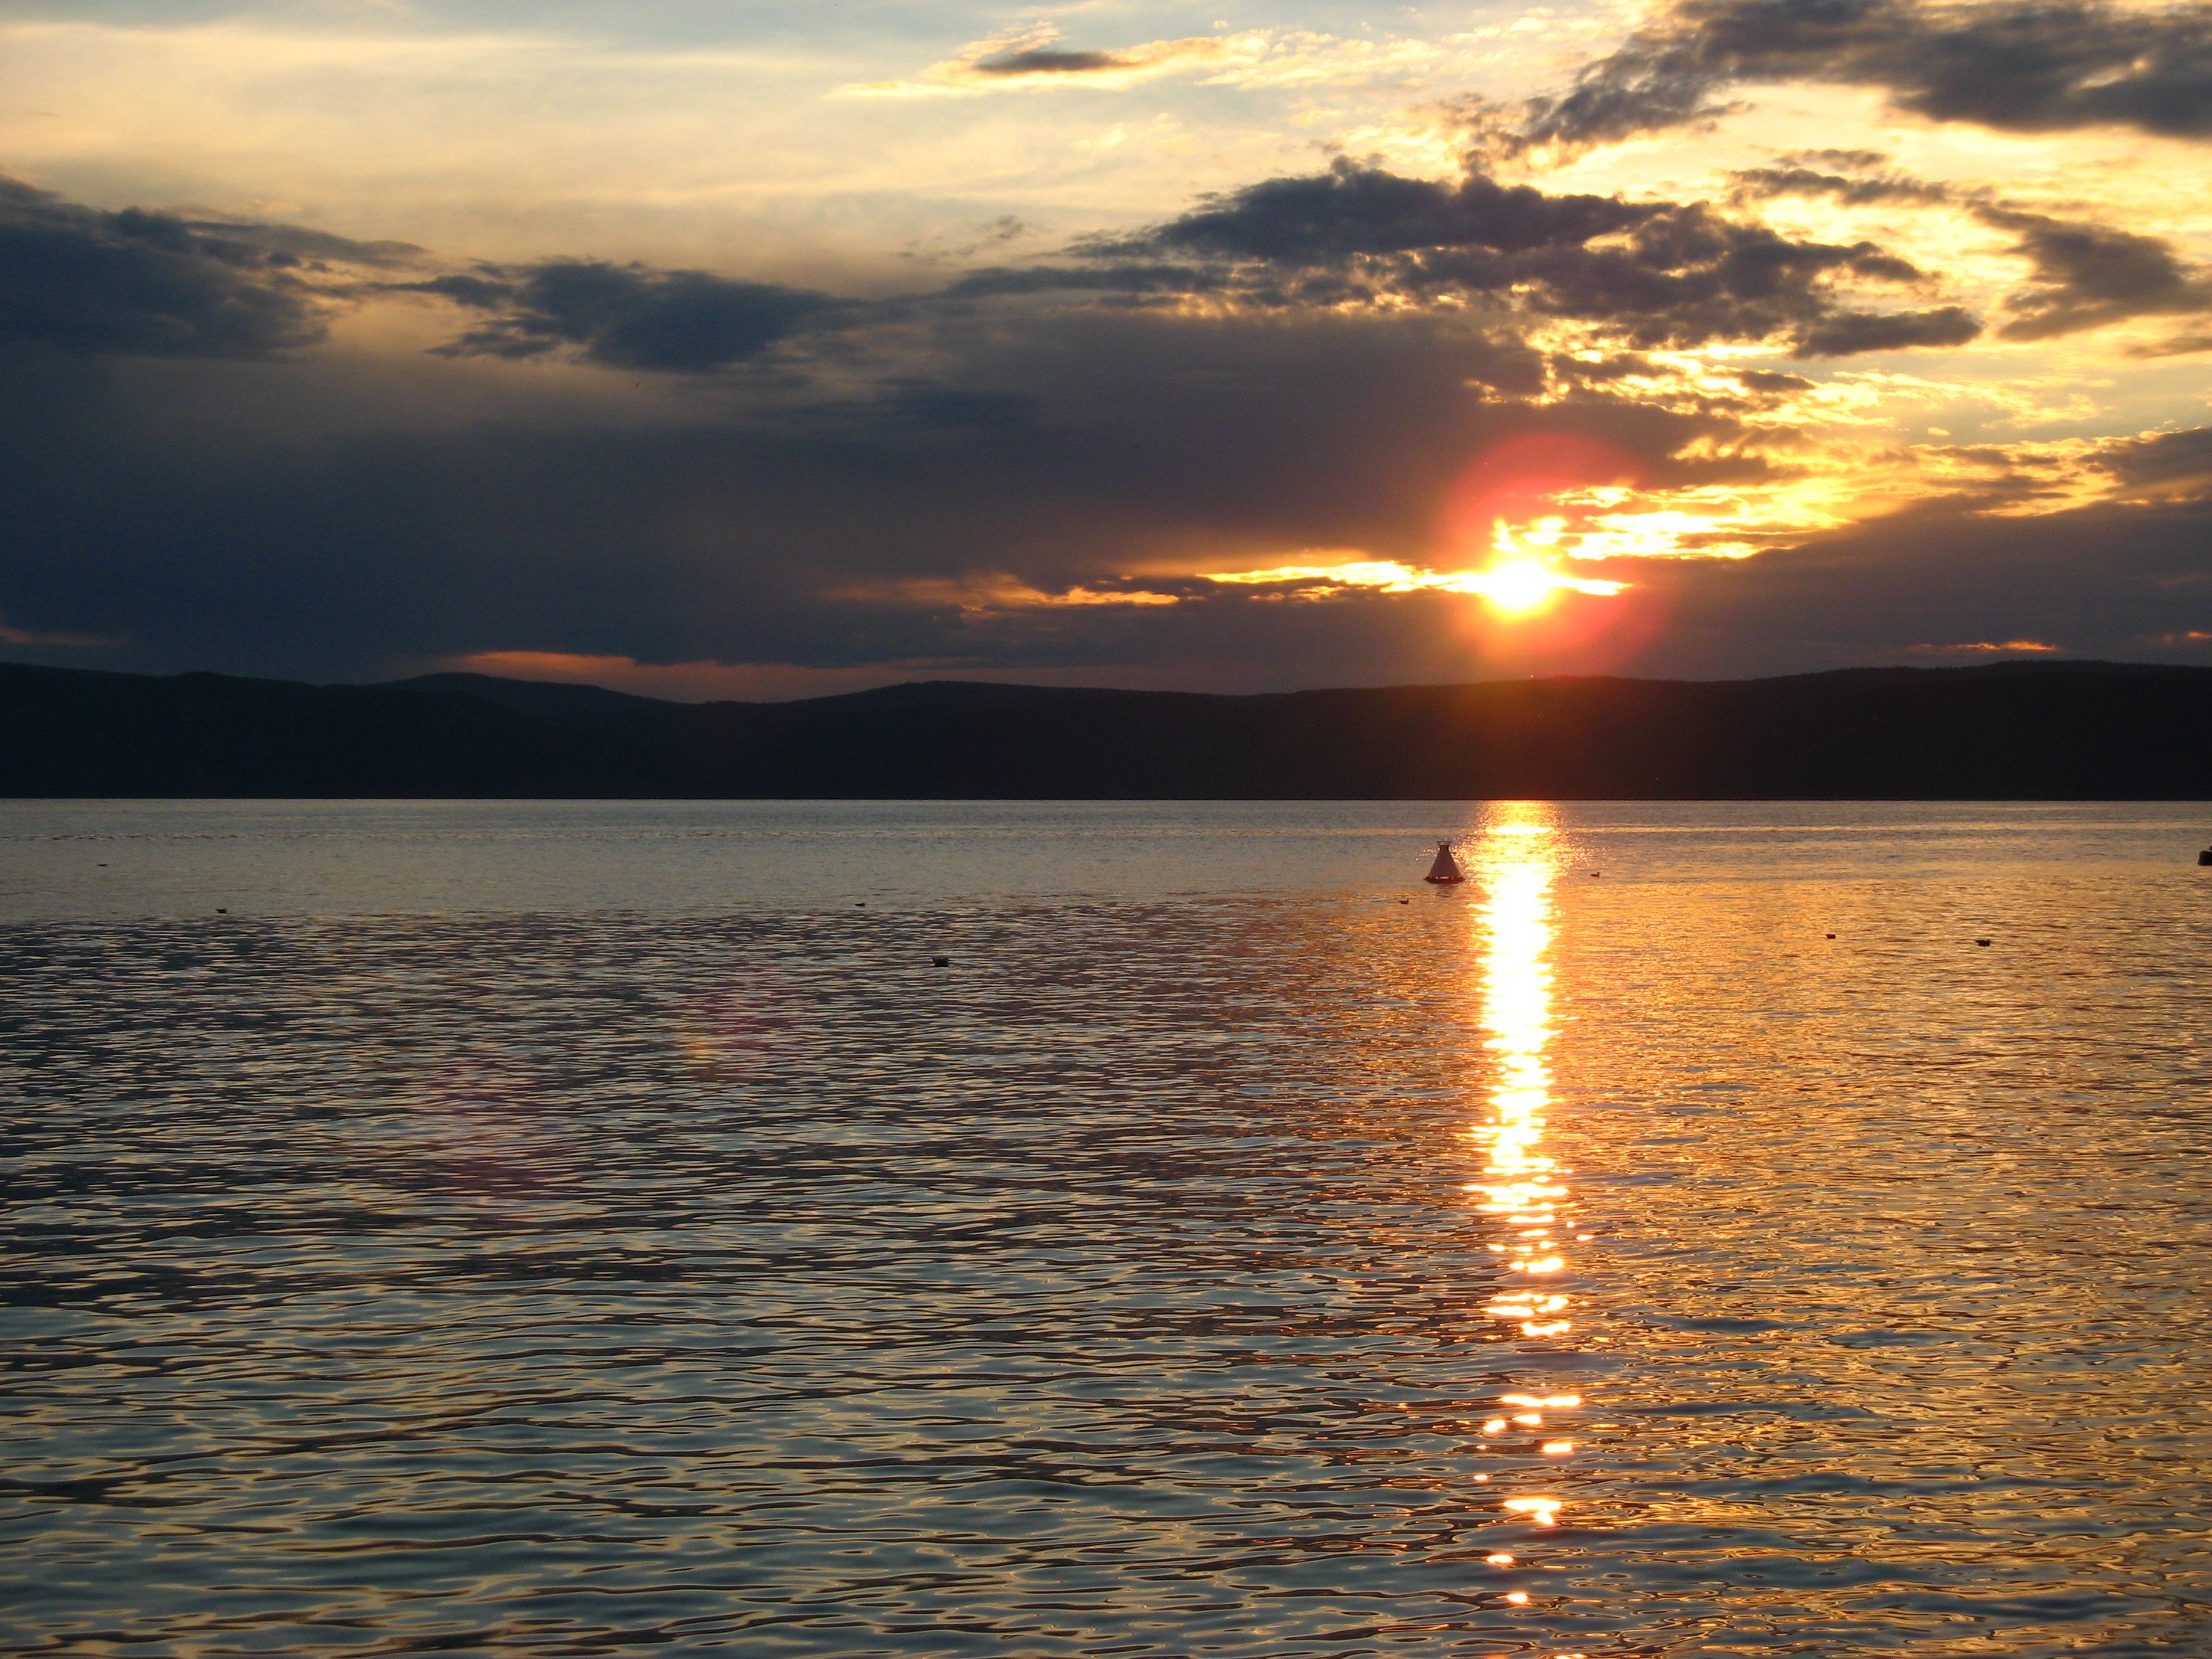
[5,800,2211,1656]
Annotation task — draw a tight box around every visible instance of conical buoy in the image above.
[1424,841,1467,884]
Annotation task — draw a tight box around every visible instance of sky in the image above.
[3,0,2211,698]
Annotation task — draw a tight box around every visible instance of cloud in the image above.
[7,325,2209,689]
[1102,161,1969,357]
[1794,305,1981,354]
[1,169,2206,695]
[838,32,1254,98]
[1123,166,1658,259]
[1520,0,2212,152]
[1907,637,2060,652]
[836,24,1483,100]
[1733,367,1817,392]
[2094,424,2212,493]
[1194,557,1627,602]
[1728,163,1956,209]
[0,618,111,648]
[1735,162,2212,343]
[0,174,411,358]
[1982,207,2212,340]
[823,573,1186,610]
[2127,327,2212,356]
[0,240,1782,689]
[974,49,1141,78]
[417,260,845,372]
[1642,490,2212,673]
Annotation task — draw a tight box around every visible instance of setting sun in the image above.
[1474,560,1563,617]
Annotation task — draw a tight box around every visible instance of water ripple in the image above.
[4,804,2210,1655]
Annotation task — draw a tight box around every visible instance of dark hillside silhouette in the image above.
[1,659,2207,798]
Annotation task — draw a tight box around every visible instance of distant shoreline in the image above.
[4,658,2210,801]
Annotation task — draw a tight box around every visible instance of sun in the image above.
[1474,560,1563,618]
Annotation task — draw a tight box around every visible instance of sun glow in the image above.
[1477,559,1563,617]
[1195,554,1624,614]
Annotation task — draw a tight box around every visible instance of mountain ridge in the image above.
[1,657,2207,799]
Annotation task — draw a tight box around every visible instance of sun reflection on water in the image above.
[1464,803,1583,1530]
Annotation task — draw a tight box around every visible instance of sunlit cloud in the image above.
[1908,639,2062,655]
[828,575,1184,611]
[1196,554,1625,615]
[1560,510,1767,561]
[0,619,113,648]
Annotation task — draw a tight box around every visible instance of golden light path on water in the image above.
[1465,804,1583,1545]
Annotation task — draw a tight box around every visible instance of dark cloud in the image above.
[974,48,1130,76]
[1117,164,1657,259]
[1522,0,2212,151]
[11,332,2204,688]
[1735,164,2212,341]
[1794,304,1980,354]
[2128,327,2212,358]
[1100,163,1966,357]
[1496,205,1946,354]
[1642,491,2212,675]
[1729,163,1953,208]
[1,177,2203,694]
[1734,368,1817,392]
[425,260,845,371]
[1552,351,1664,384]
[1787,148,1894,171]
[1981,208,2212,339]
[2094,425,2212,493]
[0,175,410,359]
[0,289,1761,687]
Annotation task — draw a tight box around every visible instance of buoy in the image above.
[932,956,949,967]
[1424,842,1467,884]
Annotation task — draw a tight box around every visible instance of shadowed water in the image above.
[4,801,2209,1655]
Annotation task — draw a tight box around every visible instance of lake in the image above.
[4,800,2209,1655]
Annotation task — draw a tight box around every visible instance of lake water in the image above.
[4,800,2211,1656]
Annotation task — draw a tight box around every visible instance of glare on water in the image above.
[1466,806,1580,1537]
